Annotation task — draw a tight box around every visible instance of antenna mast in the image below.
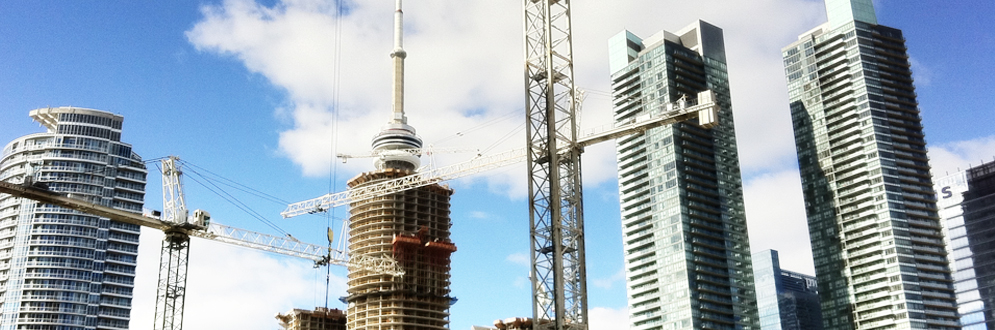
[371,0,423,171]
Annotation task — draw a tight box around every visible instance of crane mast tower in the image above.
[523,0,587,329]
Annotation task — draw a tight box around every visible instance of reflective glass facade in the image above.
[753,250,823,330]
[0,107,146,329]
[609,20,758,330]
[783,2,958,329]
[936,161,995,329]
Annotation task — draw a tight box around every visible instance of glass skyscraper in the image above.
[0,107,146,329]
[609,20,758,330]
[783,0,959,329]
[753,250,823,330]
[936,160,995,329]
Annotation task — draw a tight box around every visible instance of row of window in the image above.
[56,125,120,142]
[58,113,122,130]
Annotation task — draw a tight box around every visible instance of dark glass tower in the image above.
[753,250,823,330]
[936,160,995,330]
[608,20,758,330]
[0,107,146,329]
[783,0,958,329]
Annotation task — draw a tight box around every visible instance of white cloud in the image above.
[929,135,995,177]
[512,276,530,289]
[589,306,629,330]
[131,228,345,329]
[909,57,933,86]
[743,170,815,274]
[186,0,832,192]
[505,252,530,267]
[590,268,626,290]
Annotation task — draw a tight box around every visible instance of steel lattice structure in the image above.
[523,0,588,329]
[155,230,191,330]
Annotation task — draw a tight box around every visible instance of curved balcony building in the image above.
[0,107,146,330]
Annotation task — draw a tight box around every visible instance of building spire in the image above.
[390,0,407,124]
[371,0,422,171]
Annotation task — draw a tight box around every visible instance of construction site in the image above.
[0,0,721,330]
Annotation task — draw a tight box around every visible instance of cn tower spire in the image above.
[371,0,422,171]
[390,0,407,124]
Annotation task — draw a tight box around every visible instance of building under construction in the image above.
[342,0,457,329]
[345,169,455,330]
[276,307,347,330]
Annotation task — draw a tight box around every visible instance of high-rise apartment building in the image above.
[936,161,995,330]
[783,0,959,329]
[753,250,823,330]
[609,20,758,330]
[0,107,146,329]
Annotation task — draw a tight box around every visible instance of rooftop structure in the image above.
[0,106,147,329]
[275,307,347,330]
[753,250,823,330]
[782,0,959,328]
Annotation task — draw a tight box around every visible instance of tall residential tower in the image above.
[783,0,959,329]
[0,107,146,329]
[609,21,758,330]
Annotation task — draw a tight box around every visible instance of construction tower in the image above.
[343,1,457,329]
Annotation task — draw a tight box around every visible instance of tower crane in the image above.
[0,156,403,330]
[281,90,717,218]
[281,2,719,329]
[281,90,717,329]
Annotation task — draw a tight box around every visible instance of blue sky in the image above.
[1,0,993,329]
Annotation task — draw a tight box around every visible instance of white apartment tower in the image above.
[0,107,146,329]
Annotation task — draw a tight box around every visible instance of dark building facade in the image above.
[937,160,995,330]
[753,250,823,330]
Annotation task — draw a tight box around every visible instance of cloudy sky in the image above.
[1,0,993,329]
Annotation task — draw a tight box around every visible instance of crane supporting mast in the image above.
[523,0,588,328]
[155,229,191,330]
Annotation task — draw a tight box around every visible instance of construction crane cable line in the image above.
[432,108,523,145]
[177,159,291,204]
[182,167,290,236]
[325,0,348,310]
[479,120,527,155]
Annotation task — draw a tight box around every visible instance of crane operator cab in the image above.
[191,209,211,227]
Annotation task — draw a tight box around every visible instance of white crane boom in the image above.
[0,179,403,276]
[281,90,718,219]
[336,147,479,162]
[281,147,527,218]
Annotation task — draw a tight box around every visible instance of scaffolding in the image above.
[345,168,456,330]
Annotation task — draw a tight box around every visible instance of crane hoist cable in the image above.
[479,121,526,156]
[432,108,521,146]
[323,0,347,309]
[179,160,290,205]
[181,167,290,237]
